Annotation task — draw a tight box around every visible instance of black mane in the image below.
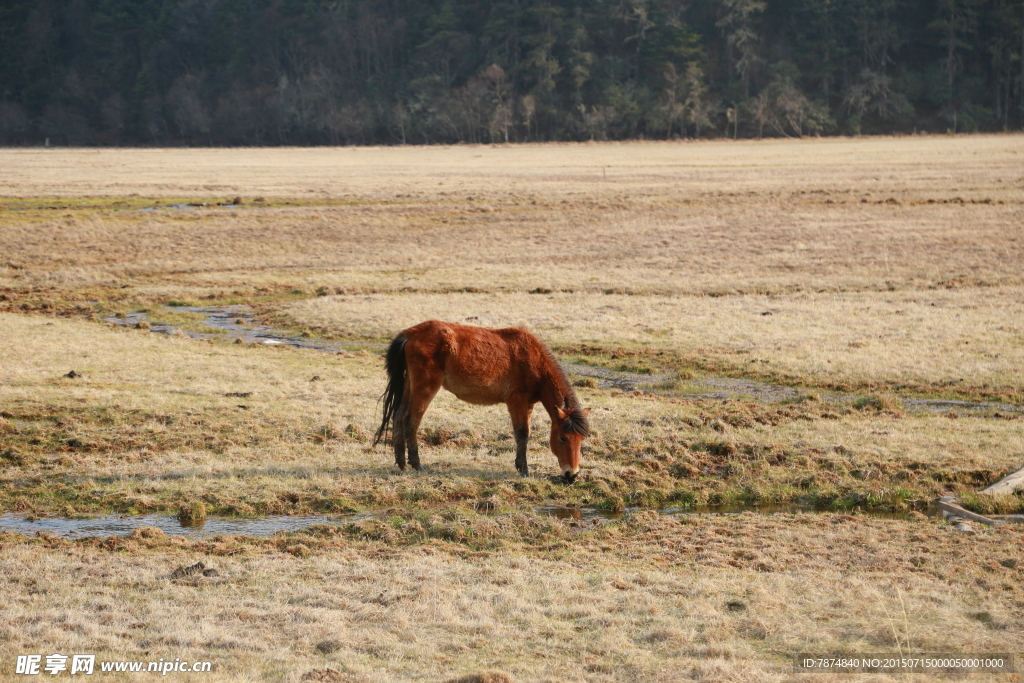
[562,406,590,436]
[533,334,590,437]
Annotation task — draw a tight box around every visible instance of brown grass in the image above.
[1,136,1023,681]
[2,136,1023,300]
[2,511,1023,682]
[1,136,1021,202]
[283,287,1024,400]
[2,136,1022,402]
[3,312,1022,520]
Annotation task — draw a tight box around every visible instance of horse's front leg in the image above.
[507,398,534,477]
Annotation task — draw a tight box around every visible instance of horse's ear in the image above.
[555,406,568,421]
[582,408,591,418]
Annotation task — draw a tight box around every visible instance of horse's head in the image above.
[550,402,590,483]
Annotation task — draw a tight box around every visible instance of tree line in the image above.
[1,0,1021,146]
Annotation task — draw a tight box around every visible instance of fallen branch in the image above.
[936,497,999,527]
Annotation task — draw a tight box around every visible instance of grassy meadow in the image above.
[1,136,1023,681]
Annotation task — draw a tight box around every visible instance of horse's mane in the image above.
[535,335,590,437]
[562,404,590,437]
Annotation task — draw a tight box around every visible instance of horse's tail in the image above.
[373,334,408,446]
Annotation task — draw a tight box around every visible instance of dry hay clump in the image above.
[445,673,515,683]
[300,669,367,682]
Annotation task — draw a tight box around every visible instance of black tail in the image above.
[373,335,408,446]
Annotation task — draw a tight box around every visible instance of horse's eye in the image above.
[559,436,567,444]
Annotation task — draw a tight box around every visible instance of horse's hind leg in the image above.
[404,368,443,472]
[392,401,408,470]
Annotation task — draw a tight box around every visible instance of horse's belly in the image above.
[442,376,504,405]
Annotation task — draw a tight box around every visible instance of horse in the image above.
[373,320,590,483]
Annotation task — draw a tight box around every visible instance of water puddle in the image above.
[0,512,366,539]
[0,504,940,539]
[140,204,198,211]
[140,202,241,211]
[103,305,1022,415]
[106,305,379,353]
[537,506,626,521]
[560,361,674,393]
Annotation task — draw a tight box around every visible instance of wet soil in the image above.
[536,503,943,523]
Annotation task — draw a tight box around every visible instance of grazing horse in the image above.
[373,320,590,483]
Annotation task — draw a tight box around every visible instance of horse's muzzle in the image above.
[563,470,579,484]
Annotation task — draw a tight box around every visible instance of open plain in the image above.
[1,136,1023,681]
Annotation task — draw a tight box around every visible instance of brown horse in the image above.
[373,320,590,483]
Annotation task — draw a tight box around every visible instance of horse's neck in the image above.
[537,361,576,417]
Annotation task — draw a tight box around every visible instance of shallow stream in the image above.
[0,504,942,540]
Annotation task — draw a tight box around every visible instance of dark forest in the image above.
[1,0,1022,145]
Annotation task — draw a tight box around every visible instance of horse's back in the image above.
[401,320,543,404]
[402,320,535,353]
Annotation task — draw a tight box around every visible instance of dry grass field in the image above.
[1,136,1023,681]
